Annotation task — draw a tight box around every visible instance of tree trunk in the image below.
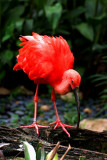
[0,125,107,160]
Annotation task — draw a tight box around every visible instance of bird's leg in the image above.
[20,84,48,135]
[50,89,75,137]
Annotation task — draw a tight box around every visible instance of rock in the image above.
[18,106,26,111]
[60,92,75,102]
[0,87,10,95]
[15,111,24,116]
[40,105,50,112]
[60,92,83,102]
[16,101,20,104]
[80,119,107,132]
[7,111,14,116]
[83,108,92,114]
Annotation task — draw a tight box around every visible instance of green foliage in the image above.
[36,143,46,160]
[46,150,58,160]
[74,23,94,41]
[23,141,36,160]
[23,141,58,160]
[1,0,107,104]
[90,53,107,101]
[94,104,107,118]
[25,101,43,118]
[79,156,86,160]
[45,3,62,34]
[11,114,20,127]
[64,106,85,125]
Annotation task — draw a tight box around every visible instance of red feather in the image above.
[13,33,74,86]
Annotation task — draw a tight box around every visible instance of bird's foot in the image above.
[50,120,75,137]
[20,121,49,135]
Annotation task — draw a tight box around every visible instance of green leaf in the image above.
[46,150,58,160]
[0,50,14,65]
[15,19,24,32]
[96,81,107,86]
[85,0,96,18]
[2,23,15,42]
[0,70,6,83]
[85,0,103,18]
[36,142,46,160]
[79,156,86,160]
[45,3,62,31]
[94,104,107,117]
[88,13,107,25]
[91,74,107,82]
[24,19,33,34]
[70,6,86,17]
[40,146,45,160]
[92,44,107,51]
[7,5,25,23]
[23,141,36,160]
[34,0,47,9]
[74,23,94,41]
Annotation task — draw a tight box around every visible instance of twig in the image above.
[47,141,60,160]
[60,144,71,160]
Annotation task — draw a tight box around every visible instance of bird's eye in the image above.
[72,80,73,83]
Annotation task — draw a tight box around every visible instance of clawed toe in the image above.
[21,121,49,135]
[50,120,75,137]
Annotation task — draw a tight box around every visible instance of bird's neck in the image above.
[54,75,71,95]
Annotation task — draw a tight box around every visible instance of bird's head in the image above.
[64,69,81,128]
[64,69,81,89]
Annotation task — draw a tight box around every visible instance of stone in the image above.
[0,87,10,95]
[15,111,24,116]
[60,92,83,102]
[40,105,50,112]
[83,108,92,114]
[80,118,107,132]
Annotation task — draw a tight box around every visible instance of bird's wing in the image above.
[14,33,74,83]
[14,33,54,80]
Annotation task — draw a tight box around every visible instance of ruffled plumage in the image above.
[13,32,74,86]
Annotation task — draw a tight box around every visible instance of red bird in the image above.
[13,32,81,137]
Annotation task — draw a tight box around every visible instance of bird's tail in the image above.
[19,35,34,46]
[13,63,21,71]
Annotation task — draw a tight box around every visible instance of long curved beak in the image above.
[73,87,80,129]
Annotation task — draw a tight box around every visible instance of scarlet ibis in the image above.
[13,32,81,137]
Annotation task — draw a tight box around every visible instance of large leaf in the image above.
[40,146,45,160]
[23,141,36,160]
[74,23,94,41]
[87,13,107,25]
[15,19,24,32]
[34,0,47,9]
[70,6,86,17]
[2,23,15,42]
[85,0,102,18]
[92,44,107,51]
[7,5,25,23]
[45,3,62,31]
[0,50,14,65]
[85,0,96,18]
[24,19,33,34]
[36,142,46,160]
